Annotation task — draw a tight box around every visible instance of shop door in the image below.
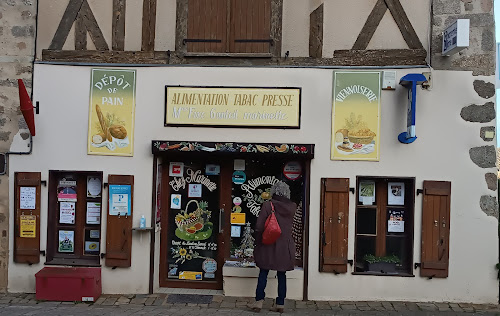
[159,160,228,289]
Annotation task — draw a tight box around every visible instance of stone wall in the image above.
[0,0,37,293]
[432,0,497,218]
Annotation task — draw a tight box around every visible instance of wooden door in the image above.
[159,159,230,289]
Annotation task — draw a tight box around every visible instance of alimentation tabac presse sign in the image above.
[165,86,301,128]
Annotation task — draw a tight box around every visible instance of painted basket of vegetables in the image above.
[175,200,213,241]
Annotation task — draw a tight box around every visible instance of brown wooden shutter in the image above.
[420,180,451,278]
[187,0,226,53]
[105,175,133,268]
[229,0,271,53]
[14,172,41,264]
[320,178,349,273]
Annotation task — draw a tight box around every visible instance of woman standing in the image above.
[248,181,296,313]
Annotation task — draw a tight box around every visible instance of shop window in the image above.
[46,171,103,266]
[180,0,280,56]
[230,158,305,267]
[354,176,415,276]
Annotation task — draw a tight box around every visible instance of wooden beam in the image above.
[75,10,87,50]
[352,0,387,50]
[80,1,109,50]
[142,0,157,51]
[49,0,85,50]
[42,49,168,64]
[384,0,423,49]
[333,49,427,66]
[309,4,323,58]
[113,0,126,51]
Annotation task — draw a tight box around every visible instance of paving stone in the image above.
[144,297,156,306]
[212,295,223,302]
[381,302,394,310]
[340,304,356,310]
[94,297,106,305]
[405,302,420,311]
[102,298,118,306]
[130,297,147,305]
[316,301,331,310]
[417,303,438,311]
[220,301,236,308]
[208,302,220,308]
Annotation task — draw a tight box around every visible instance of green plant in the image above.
[363,254,400,264]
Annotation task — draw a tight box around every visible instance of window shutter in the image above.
[320,178,349,273]
[187,0,226,53]
[229,0,271,53]
[420,180,451,278]
[105,175,133,268]
[14,172,41,264]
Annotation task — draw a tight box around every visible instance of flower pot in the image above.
[364,261,397,273]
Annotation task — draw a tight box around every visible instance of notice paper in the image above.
[59,202,76,224]
[86,202,101,224]
[20,187,36,210]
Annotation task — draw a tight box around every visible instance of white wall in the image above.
[9,64,498,303]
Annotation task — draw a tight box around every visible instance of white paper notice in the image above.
[86,202,101,224]
[20,187,36,210]
[188,184,202,198]
[362,196,373,205]
[59,202,76,224]
[388,220,405,233]
[87,177,102,197]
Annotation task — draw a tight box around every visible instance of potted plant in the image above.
[363,254,400,273]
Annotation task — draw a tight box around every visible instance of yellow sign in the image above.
[331,72,381,161]
[165,86,301,127]
[20,215,36,238]
[231,212,246,225]
[88,69,136,156]
[178,271,203,280]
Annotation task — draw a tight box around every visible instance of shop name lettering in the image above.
[335,85,378,103]
[172,240,217,251]
[169,169,217,192]
[170,92,296,121]
[242,176,279,216]
[94,74,132,106]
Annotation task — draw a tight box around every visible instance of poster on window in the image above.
[331,71,381,161]
[388,209,405,233]
[59,202,76,224]
[57,180,77,202]
[88,68,136,156]
[20,187,36,210]
[388,182,405,205]
[58,230,74,252]
[109,184,131,216]
[359,181,375,205]
[86,202,101,224]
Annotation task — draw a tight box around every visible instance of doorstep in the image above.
[222,265,304,300]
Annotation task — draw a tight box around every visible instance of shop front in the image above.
[153,142,312,298]
[7,64,499,304]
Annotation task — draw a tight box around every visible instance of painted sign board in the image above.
[88,69,136,156]
[442,19,469,56]
[165,86,301,128]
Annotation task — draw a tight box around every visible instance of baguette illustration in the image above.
[95,104,111,141]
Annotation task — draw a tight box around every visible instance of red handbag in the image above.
[262,202,282,245]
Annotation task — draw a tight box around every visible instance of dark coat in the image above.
[253,195,296,271]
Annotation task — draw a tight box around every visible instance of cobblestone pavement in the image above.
[1,293,500,315]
